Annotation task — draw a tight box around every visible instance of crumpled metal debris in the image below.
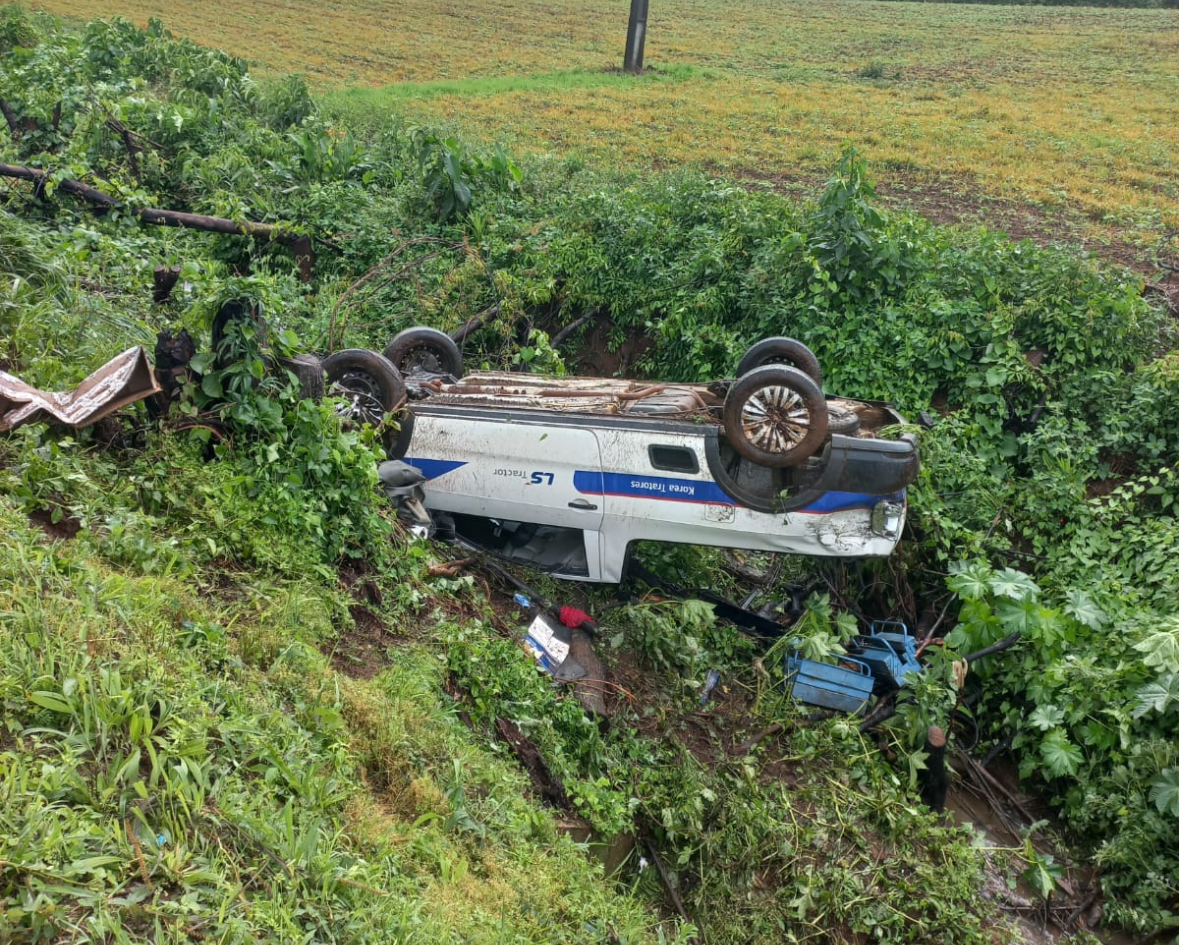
[0,346,160,432]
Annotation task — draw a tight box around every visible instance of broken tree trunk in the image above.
[0,162,315,280]
[152,265,181,304]
[0,162,118,206]
[0,100,19,139]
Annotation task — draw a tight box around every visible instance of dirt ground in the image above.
[733,165,1171,278]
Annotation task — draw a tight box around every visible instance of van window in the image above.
[450,513,589,576]
[648,444,699,474]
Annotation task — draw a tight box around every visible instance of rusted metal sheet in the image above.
[0,346,160,432]
[423,371,717,416]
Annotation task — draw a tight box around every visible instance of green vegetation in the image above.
[2,8,1178,942]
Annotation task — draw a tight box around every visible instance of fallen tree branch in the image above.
[0,161,313,278]
[964,631,1022,665]
[451,302,501,345]
[328,237,467,350]
[1,162,117,206]
[550,310,597,349]
[643,836,704,943]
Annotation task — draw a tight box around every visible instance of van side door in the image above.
[405,411,605,533]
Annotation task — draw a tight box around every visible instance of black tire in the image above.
[323,349,406,427]
[384,409,414,460]
[736,337,822,387]
[383,327,463,377]
[723,365,829,468]
[827,404,861,436]
[273,353,324,401]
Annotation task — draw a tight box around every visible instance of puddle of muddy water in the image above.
[944,769,1136,945]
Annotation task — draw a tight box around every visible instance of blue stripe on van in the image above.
[574,471,736,506]
[575,470,904,513]
[797,490,905,514]
[404,457,468,481]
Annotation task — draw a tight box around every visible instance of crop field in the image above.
[32,0,1179,263]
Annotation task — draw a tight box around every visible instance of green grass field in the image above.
[32,0,1179,263]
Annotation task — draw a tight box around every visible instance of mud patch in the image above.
[570,317,655,378]
[946,755,1114,943]
[605,644,765,766]
[28,506,82,540]
[328,604,402,679]
[338,560,383,607]
[494,716,570,809]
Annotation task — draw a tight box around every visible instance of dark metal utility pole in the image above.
[623,0,649,74]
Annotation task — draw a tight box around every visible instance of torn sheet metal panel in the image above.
[0,346,160,432]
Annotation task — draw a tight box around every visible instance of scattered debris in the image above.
[523,610,585,680]
[849,621,922,692]
[699,669,721,706]
[918,725,949,812]
[0,346,159,432]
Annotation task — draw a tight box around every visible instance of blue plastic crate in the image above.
[785,654,874,714]
[853,623,922,687]
[869,620,917,660]
[851,637,907,685]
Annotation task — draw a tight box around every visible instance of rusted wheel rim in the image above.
[740,384,813,453]
[401,343,446,374]
[329,371,385,425]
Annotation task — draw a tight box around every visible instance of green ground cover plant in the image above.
[1,8,1177,941]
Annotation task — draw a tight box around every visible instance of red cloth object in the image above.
[559,605,593,629]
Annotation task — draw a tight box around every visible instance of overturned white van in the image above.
[367,335,919,583]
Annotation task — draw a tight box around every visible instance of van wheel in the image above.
[827,404,860,435]
[723,365,829,468]
[323,349,406,427]
[384,327,463,377]
[737,337,822,386]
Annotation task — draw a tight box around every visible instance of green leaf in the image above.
[948,560,993,601]
[29,691,73,714]
[1063,589,1105,631]
[1149,769,1179,817]
[1022,852,1063,899]
[1028,704,1065,731]
[988,568,1040,601]
[1133,624,1179,674]
[994,595,1039,635]
[201,373,224,398]
[1133,674,1179,719]
[1039,729,1082,778]
[64,856,125,877]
